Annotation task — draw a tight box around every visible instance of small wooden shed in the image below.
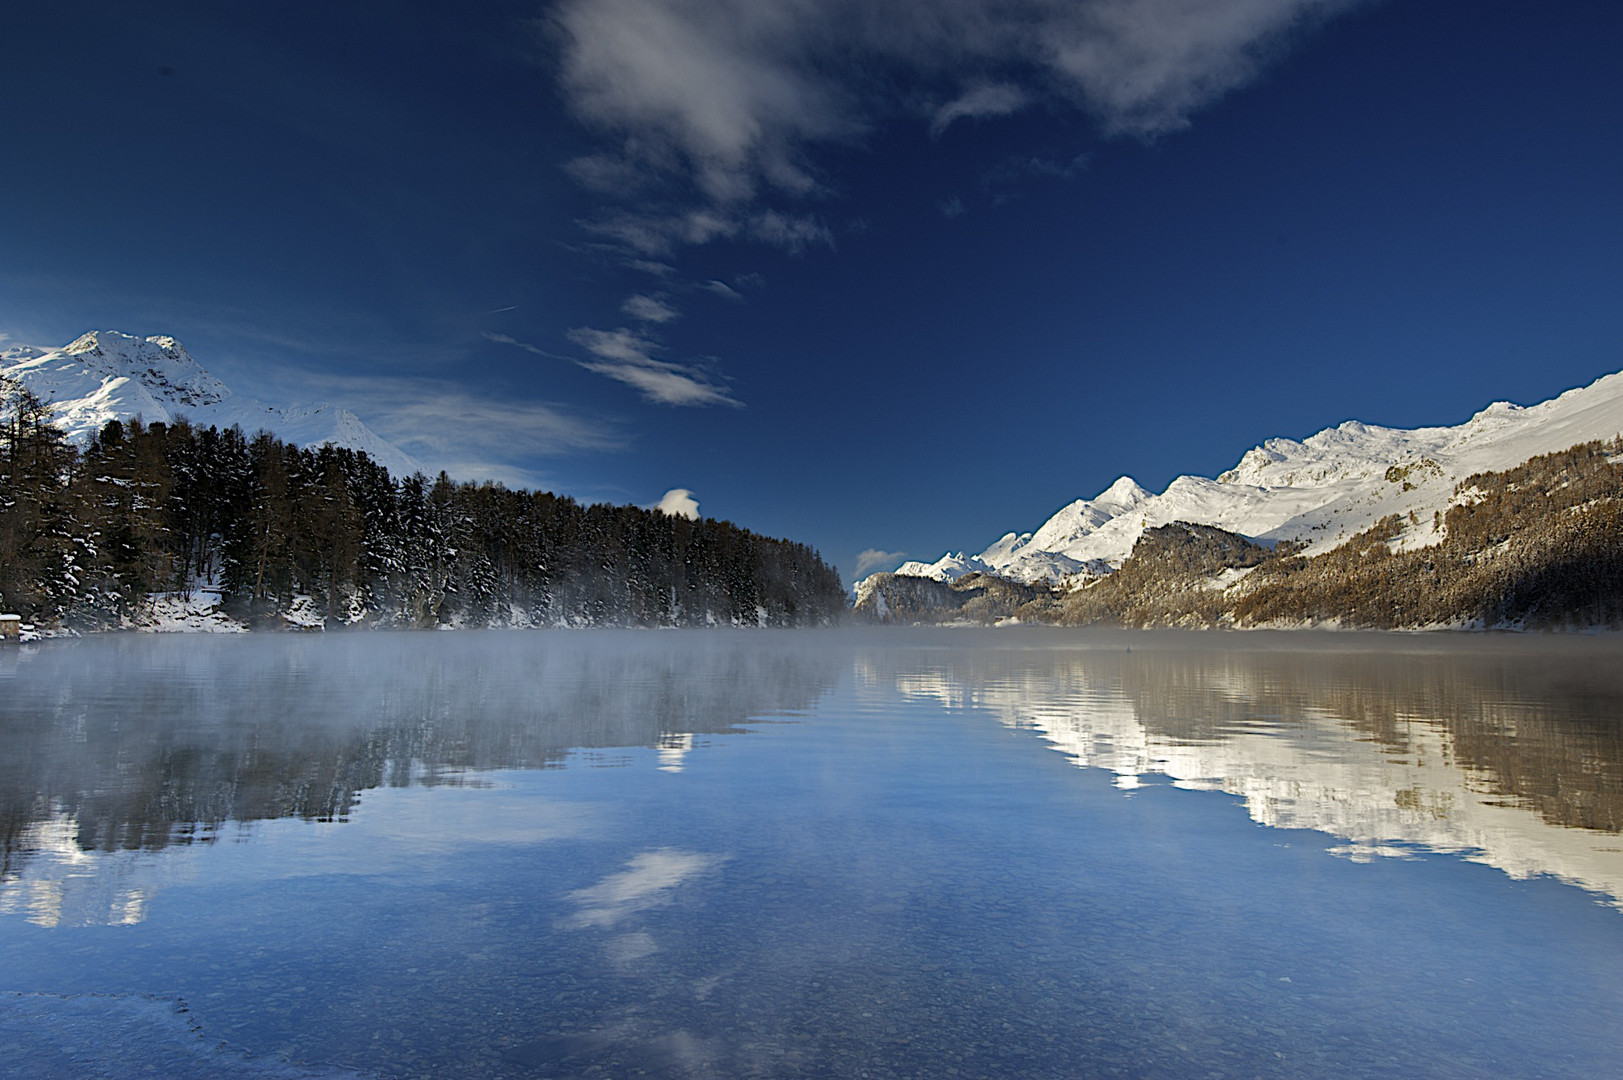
[0,614,20,640]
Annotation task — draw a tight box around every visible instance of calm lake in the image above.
[2,629,1620,1079]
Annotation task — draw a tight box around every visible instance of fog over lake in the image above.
[2,629,1620,1079]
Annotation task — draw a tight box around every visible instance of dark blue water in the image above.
[2,630,1620,1079]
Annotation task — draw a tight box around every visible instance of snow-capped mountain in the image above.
[0,331,424,479]
[884,368,1623,587]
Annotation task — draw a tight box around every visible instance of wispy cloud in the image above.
[380,391,623,456]
[296,368,626,486]
[748,210,833,253]
[539,0,1356,419]
[931,82,1029,137]
[580,206,831,258]
[628,259,677,277]
[855,548,908,578]
[700,280,744,301]
[622,294,681,323]
[566,327,742,407]
[983,152,1091,186]
[481,331,555,356]
[581,206,742,257]
[563,152,659,195]
[549,0,1358,256]
[1044,0,1347,138]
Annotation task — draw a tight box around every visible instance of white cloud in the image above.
[581,206,744,256]
[653,488,700,519]
[622,293,681,323]
[552,0,851,205]
[855,548,908,577]
[490,326,739,409]
[481,331,552,356]
[563,152,657,195]
[549,0,1359,253]
[747,210,833,252]
[931,82,1029,137]
[567,326,742,407]
[541,0,1356,418]
[580,206,830,257]
[1043,0,1346,137]
[700,280,743,301]
[567,326,659,365]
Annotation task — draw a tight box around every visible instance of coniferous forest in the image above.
[0,374,846,630]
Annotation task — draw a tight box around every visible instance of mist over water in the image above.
[2,629,1621,1079]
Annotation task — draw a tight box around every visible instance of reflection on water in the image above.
[869,632,1623,907]
[0,631,841,926]
[0,629,1620,1080]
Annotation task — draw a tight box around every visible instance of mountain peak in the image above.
[2,330,425,480]
[65,329,187,359]
[55,330,227,408]
[1096,476,1150,508]
[63,329,119,355]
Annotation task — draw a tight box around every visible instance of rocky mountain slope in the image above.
[880,369,1623,588]
[0,331,423,478]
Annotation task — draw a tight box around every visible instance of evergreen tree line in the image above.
[0,374,846,629]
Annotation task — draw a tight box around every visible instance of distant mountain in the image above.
[0,331,424,479]
[879,369,1623,588]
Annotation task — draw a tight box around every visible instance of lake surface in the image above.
[2,629,1621,1079]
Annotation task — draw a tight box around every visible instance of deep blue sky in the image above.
[4,1,1621,583]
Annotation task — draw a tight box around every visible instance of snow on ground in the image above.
[282,595,326,630]
[130,589,248,633]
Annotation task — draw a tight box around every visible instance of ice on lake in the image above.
[2,628,1621,1079]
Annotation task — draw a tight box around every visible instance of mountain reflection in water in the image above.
[5,630,1620,916]
[867,632,1623,906]
[1,629,1621,1080]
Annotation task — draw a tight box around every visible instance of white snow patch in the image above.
[128,589,247,634]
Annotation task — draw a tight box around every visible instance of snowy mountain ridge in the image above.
[1,331,424,479]
[878,368,1623,590]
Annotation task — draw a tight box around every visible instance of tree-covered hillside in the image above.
[855,440,1623,631]
[0,374,845,629]
[1232,438,1623,628]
